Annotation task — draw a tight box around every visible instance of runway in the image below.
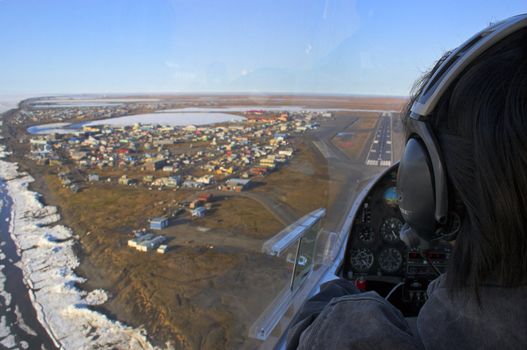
[365,113,393,167]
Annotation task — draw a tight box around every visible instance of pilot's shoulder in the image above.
[297,292,422,350]
[426,273,447,296]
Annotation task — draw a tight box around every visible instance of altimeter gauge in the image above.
[380,217,403,243]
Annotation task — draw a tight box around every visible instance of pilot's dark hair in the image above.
[404,28,527,298]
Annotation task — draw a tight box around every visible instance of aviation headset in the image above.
[397,14,527,242]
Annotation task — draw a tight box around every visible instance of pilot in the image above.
[286,14,527,350]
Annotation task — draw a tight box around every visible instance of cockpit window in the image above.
[0,1,524,349]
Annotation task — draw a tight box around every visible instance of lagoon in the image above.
[27,112,245,135]
[84,111,244,127]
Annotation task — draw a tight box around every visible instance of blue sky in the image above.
[0,0,525,96]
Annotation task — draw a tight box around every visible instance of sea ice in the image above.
[0,159,158,349]
[0,334,16,348]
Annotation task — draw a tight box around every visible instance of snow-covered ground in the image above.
[0,126,160,348]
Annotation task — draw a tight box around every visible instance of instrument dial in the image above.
[358,225,375,244]
[378,247,403,273]
[350,248,375,273]
[380,217,403,243]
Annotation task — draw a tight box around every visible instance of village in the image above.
[25,107,333,253]
[0,93,407,349]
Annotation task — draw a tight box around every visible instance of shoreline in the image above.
[0,179,58,349]
[0,147,159,348]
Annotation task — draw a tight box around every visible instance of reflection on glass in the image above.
[290,220,321,291]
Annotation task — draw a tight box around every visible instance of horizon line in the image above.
[8,91,409,100]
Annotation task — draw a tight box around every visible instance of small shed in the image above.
[150,217,169,230]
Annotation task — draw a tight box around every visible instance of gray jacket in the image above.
[287,276,527,349]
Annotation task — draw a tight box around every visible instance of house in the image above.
[30,139,52,155]
[137,235,166,251]
[249,167,268,176]
[150,217,169,230]
[152,176,181,188]
[128,233,155,248]
[220,178,251,192]
[195,175,215,185]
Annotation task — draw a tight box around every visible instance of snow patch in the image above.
[84,289,109,306]
[0,334,16,348]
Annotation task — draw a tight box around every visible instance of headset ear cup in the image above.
[438,192,465,240]
[397,138,437,240]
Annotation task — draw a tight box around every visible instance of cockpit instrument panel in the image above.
[341,165,452,316]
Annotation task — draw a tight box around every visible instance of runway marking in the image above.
[365,113,393,167]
